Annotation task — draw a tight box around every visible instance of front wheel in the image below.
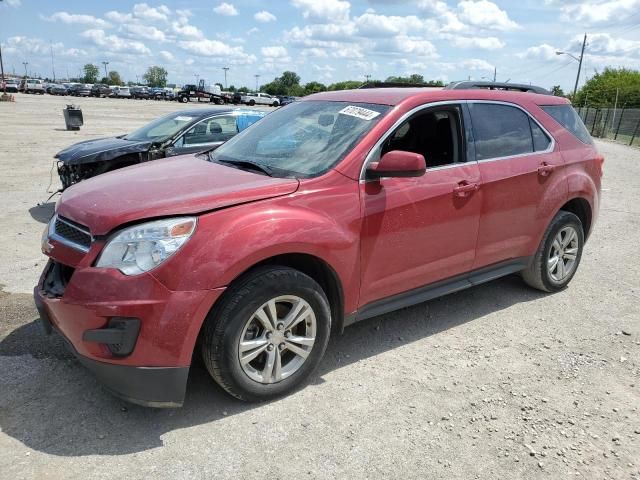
[521,211,584,292]
[200,266,331,402]
[180,96,189,103]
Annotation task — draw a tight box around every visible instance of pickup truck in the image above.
[20,78,45,94]
[241,92,280,107]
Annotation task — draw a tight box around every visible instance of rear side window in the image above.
[469,104,533,160]
[542,105,593,144]
[530,118,552,151]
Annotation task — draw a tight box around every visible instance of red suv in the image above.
[35,84,603,407]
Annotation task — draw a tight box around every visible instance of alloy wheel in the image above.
[238,295,316,384]
[548,225,579,282]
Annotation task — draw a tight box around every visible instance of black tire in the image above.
[521,211,584,292]
[180,95,189,103]
[200,266,331,402]
[272,101,279,107]
[249,99,255,106]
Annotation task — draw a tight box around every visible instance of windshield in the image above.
[125,112,197,142]
[209,101,390,177]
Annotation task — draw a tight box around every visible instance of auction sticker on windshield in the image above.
[338,106,381,121]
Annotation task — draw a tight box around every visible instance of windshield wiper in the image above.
[216,158,274,177]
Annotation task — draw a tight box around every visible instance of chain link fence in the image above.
[576,106,640,147]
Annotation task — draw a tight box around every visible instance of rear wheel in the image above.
[522,211,584,292]
[180,96,189,103]
[200,266,331,402]
[249,99,255,106]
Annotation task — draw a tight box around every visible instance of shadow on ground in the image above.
[0,276,546,457]
[29,202,56,224]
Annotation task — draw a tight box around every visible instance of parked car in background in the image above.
[55,108,266,189]
[242,92,280,107]
[278,96,298,106]
[20,78,45,94]
[4,79,20,93]
[69,84,91,97]
[109,86,131,98]
[49,84,68,96]
[36,83,602,407]
[131,86,151,100]
[91,84,112,98]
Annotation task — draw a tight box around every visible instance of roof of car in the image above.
[305,88,570,107]
[173,108,267,118]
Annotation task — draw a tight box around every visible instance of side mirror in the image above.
[366,150,426,179]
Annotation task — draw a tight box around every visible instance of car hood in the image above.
[55,137,152,165]
[57,155,300,235]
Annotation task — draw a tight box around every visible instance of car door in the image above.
[359,103,482,307]
[169,115,240,156]
[467,102,567,269]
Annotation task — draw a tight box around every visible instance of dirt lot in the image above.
[0,94,638,480]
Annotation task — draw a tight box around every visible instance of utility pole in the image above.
[254,74,260,92]
[22,61,28,77]
[50,41,56,81]
[223,67,229,89]
[493,67,496,82]
[102,61,109,80]
[573,33,587,100]
[0,41,5,93]
[365,74,371,83]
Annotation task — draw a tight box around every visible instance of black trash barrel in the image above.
[63,105,83,131]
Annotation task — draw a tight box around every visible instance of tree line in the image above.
[551,68,640,108]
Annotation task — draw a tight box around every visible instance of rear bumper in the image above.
[34,286,189,407]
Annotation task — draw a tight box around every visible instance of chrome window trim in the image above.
[359,99,556,181]
[48,214,92,253]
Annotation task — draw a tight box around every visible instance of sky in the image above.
[1,0,639,91]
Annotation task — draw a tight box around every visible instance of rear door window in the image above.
[468,103,533,160]
[541,105,593,144]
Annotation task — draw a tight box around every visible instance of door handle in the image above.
[537,162,556,177]
[453,181,479,197]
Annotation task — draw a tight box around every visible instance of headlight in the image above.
[96,217,197,275]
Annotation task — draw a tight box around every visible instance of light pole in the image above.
[254,74,260,92]
[223,67,229,89]
[50,41,56,81]
[195,73,199,86]
[22,61,28,77]
[102,61,109,81]
[365,74,371,83]
[556,33,586,100]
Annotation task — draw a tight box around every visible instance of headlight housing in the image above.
[95,217,197,275]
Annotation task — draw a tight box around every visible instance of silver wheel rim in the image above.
[238,295,316,384]
[548,226,579,282]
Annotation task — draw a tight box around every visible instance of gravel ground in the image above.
[0,94,638,479]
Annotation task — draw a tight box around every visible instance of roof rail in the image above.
[358,81,443,89]
[444,81,551,95]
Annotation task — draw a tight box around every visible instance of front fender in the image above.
[151,178,362,313]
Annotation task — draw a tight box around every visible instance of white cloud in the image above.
[171,21,204,39]
[213,2,239,16]
[560,0,640,24]
[104,10,133,23]
[302,47,329,58]
[460,58,495,71]
[355,13,423,37]
[254,10,276,23]
[159,50,174,61]
[458,0,520,31]
[291,0,351,24]
[517,43,558,60]
[449,35,505,50]
[177,38,255,64]
[4,36,85,57]
[43,11,111,28]
[247,27,260,35]
[2,0,21,7]
[123,24,166,42]
[568,32,640,57]
[132,3,170,22]
[81,29,151,55]
[261,46,289,59]
[374,35,439,58]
